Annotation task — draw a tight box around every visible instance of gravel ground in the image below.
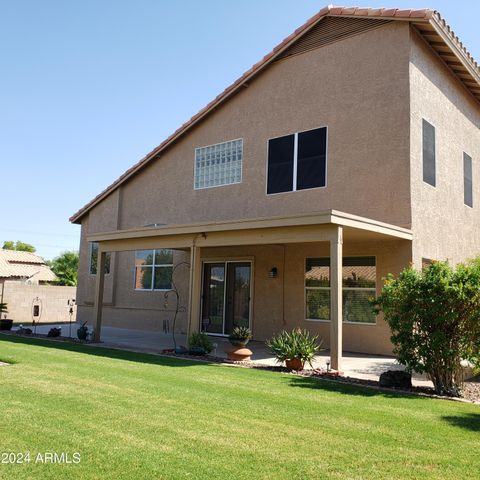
[462,377,480,402]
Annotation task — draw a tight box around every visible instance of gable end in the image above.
[276,16,392,60]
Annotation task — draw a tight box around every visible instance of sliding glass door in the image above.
[201,261,251,335]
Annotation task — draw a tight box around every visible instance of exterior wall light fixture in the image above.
[268,267,278,278]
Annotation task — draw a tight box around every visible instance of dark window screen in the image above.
[464,152,473,207]
[297,127,327,190]
[422,119,436,186]
[267,134,294,194]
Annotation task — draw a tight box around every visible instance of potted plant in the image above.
[225,326,253,361]
[228,326,252,347]
[188,332,214,355]
[266,328,321,370]
[77,321,89,341]
[0,303,13,331]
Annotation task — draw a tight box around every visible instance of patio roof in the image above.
[87,210,412,252]
[89,211,412,371]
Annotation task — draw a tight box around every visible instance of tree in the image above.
[2,240,36,253]
[48,251,79,286]
[373,260,480,396]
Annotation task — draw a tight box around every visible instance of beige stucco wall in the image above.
[201,240,410,355]
[116,21,412,230]
[75,21,420,355]
[78,239,411,355]
[409,29,480,266]
[1,281,76,324]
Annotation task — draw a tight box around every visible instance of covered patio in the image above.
[89,210,413,371]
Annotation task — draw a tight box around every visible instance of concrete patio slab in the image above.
[17,322,433,387]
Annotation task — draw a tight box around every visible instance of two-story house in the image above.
[70,6,480,369]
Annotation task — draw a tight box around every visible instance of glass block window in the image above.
[134,249,173,291]
[305,256,376,324]
[89,242,111,275]
[194,139,243,189]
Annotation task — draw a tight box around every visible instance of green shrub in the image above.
[188,332,214,354]
[266,328,321,367]
[373,260,480,396]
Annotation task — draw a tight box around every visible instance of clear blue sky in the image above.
[1,1,478,259]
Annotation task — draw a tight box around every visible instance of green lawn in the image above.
[0,335,478,480]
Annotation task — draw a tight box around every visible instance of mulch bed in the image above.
[2,331,479,404]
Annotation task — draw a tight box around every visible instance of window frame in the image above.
[89,242,111,276]
[304,255,377,325]
[133,249,174,292]
[422,118,436,187]
[463,151,473,208]
[193,138,243,190]
[265,126,328,195]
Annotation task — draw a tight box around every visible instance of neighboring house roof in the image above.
[0,249,57,282]
[306,266,376,284]
[70,5,480,224]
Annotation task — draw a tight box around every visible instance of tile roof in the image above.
[0,249,57,282]
[70,5,480,224]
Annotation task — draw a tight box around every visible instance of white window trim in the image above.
[266,126,328,196]
[194,138,243,190]
[134,249,173,291]
[304,255,377,325]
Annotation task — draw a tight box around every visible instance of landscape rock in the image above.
[379,370,412,389]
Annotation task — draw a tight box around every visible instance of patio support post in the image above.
[93,249,107,342]
[187,245,202,338]
[330,225,343,371]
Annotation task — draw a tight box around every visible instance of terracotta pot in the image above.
[224,345,252,362]
[285,358,305,371]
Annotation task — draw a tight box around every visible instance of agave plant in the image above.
[266,328,321,368]
[228,326,252,347]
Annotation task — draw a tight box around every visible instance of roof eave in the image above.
[429,14,480,88]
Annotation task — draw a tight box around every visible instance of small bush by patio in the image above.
[373,260,480,396]
[188,332,214,355]
[266,328,321,370]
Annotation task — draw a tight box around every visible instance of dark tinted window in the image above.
[464,152,473,207]
[267,134,294,194]
[422,119,436,186]
[297,127,327,190]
